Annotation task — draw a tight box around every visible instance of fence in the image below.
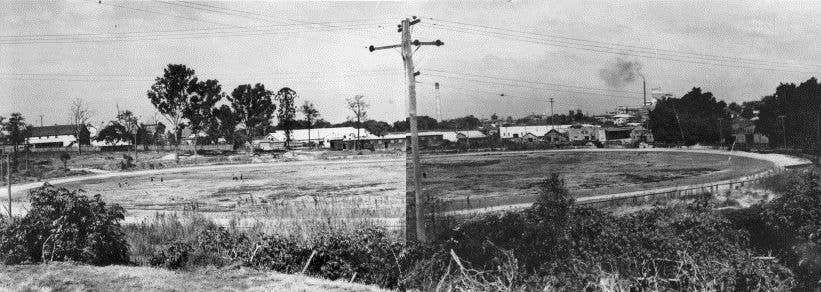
[438,163,811,218]
[574,167,785,208]
[13,144,235,153]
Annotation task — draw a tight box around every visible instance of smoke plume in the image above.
[599,56,643,88]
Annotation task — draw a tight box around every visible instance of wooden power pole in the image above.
[369,16,443,243]
[6,155,11,221]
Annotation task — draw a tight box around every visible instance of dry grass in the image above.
[420,150,773,212]
[45,157,406,236]
[0,262,388,291]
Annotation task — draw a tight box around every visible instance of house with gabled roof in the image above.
[27,124,89,148]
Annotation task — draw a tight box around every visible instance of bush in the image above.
[728,169,821,290]
[429,176,795,290]
[0,184,129,265]
[120,154,134,170]
[59,152,70,170]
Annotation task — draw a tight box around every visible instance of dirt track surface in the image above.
[0,158,404,230]
[1,158,403,199]
[440,149,811,215]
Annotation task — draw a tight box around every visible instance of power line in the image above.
[161,1,394,39]
[95,0,242,29]
[418,81,569,105]
[0,25,383,45]
[426,22,821,75]
[0,70,404,82]
[427,69,641,94]
[0,18,393,39]
[0,1,394,45]
[0,69,400,78]
[426,17,821,71]
[425,72,639,100]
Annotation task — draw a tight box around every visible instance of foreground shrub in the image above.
[728,169,821,290]
[431,175,796,291]
[0,184,129,265]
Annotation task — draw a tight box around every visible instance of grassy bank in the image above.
[0,262,386,291]
[2,168,820,290]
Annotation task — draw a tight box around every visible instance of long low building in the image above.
[27,124,90,148]
[501,124,651,144]
[365,130,489,151]
[266,127,374,148]
[500,125,572,139]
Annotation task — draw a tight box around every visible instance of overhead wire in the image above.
[425,72,639,100]
[426,17,821,71]
[427,69,642,94]
[425,21,821,75]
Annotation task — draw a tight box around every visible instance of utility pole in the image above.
[779,115,787,149]
[642,77,647,109]
[435,82,442,122]
[369,16,443,243]
[39,115,43,127]
[549,98,554,127]
[6,155,11,221]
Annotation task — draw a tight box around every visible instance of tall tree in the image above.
[275,87,297,146]
[756,78,821,148]
[649,87,731,145]
[346,95,368,150]
[95,123,130,145]
[117,110,139,159]
[300,101,320,146]
[69,98,94,154]
[147,64,199,162]
[3,113,28,169]
[184,79,224,147]
[228,83,275,148]
[363,120,391,136]
[211,104,240,149]
[0,116,5,146]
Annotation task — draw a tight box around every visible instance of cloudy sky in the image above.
[2,0,820,127]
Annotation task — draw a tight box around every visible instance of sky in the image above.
[2,0,821,128]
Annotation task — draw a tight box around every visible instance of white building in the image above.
[27,125,88,148]
[414,130,487,142]
[266,127,374,148]
[499,125,571,140]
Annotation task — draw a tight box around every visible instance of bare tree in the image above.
[346,95,368,150]
[70,98,94,154]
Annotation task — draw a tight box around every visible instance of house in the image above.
[544,128,568,143]
[180,128,208,145]
[267,127,373,148]
[500,125,571,141]
[252,136,285,151]
[27,124,89,148]
[604,127,633,141]
[366,131,458,151]
[630,126,654,143]
[567,125,605,142]
[612,114,633,125]
[455,130,488,142]
[732,118,768,145]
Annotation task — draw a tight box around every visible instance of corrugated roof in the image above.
[28,125,77,137]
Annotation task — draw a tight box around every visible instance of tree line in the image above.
[649,77,821,149]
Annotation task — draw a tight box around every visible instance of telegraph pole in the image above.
[549,98,554,126]
[369,16,443,243]
[6,155,11,221]
[435,82,442,122]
